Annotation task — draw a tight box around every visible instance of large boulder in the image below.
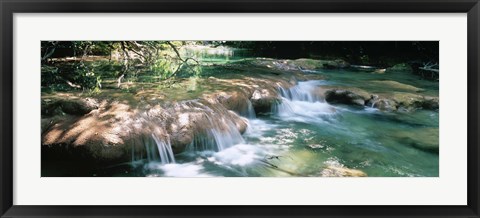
[389,92,438,111]
[324,87,371,106]
[367,92,439,112]
[321,85,438,112]
[42,96,252,166]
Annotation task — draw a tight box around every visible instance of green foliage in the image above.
[73,65,101,90]
[41,65,70,91]
[42,61,107,92]
[188,63,203,77]
[92,60,123,77]
[89,42,115,55]
[150,58,177,80]
[42,41,209,93]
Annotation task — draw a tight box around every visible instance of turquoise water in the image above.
[44,49,438,177]
[101,68,439,177]
[317,68,439,96]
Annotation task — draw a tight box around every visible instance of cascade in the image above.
[278,80,323,102]
[137,135,176,164]
[188,115,245,152]
[240,99,256,119]
[273,80,335,119]
[152,134,176,164]
[185,101,246,152]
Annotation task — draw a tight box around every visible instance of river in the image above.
[42,47,439,177]
[102,68,439,177]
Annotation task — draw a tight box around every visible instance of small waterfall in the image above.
[209,121,245,150]
[187,116,245,152]
[139,135,175,164]
[273,80,335,120]
[144,137,156,162]
[130,139,145,167]
[240,99,256,119]
[278,80,323,102]
[152,134,176,164]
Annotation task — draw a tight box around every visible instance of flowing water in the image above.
[100,67,439,177]
[44,48,438,177]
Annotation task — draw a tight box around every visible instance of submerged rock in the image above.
[321,166,367,177]
[390,127,439,153]
[319,158,368,177]
[370,80,423,92]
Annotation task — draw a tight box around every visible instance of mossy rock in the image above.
[250,58,350,72]
[41,99,63,116]
[367,97,397,111]
[386,63,413,73]
[378,92,439,111]
[59,98,99,115]
[421,96,439,110]
[293,58,350,70]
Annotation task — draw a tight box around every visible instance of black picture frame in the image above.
[1,0,479,217]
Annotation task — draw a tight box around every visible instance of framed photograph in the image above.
[1,0,479,217]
